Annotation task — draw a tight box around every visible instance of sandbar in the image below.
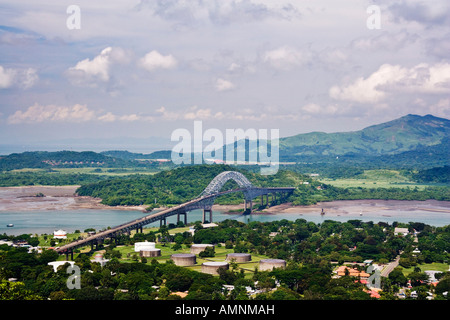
[0,186,146,211]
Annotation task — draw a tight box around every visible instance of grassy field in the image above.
[400,263,450,276]
[320,169,434,190]
[47,226,270,277]
[114,240,269,277]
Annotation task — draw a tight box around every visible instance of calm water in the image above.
[1,200,449,236]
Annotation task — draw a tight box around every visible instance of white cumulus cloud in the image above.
[263,46,311,70]
[139,50,178,72]
[8,103,96,124]
[66,47,130,86]
[329,62,450,103]
[215,78,235,91]
[0,65,38,89]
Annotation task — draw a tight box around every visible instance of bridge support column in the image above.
[160,218,166,228]
[244,199,252,213]
[177,211,187,225]
[65,250,73,261]
[202,209,212,223]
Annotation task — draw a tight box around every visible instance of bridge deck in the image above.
[55,187,294,254]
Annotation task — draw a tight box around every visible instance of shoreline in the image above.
[0,186,449,216]
[0,186,147,212]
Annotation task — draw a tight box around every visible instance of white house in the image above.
[0,240,13,246]
[53,229,67,239]
[48,260,75,272]
[394,228,409,236]
[90,253,109,267]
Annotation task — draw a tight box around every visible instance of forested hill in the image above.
[100,150,171,160]
[76,165,312,207]
[279,114,450,159]
[0,150,133,171]
[75,164,450,208]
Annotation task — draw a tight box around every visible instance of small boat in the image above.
[320,208,325,215]
[7,224,14,227]
[360,211,363,216]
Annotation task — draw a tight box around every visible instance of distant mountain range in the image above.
[0,114,448,170]
[279,114,450,158]
[214,114,449,167]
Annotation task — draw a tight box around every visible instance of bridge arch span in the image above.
[199,171,254,198]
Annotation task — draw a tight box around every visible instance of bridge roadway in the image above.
[55,187,294,256]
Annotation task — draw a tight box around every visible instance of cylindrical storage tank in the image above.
[134,241,155,252]
[190,244,214,254]
[201,261,229,275]
[140,249,161,258]
[226,253,251,263]
[171,253,197,266]
[259,259,286,271]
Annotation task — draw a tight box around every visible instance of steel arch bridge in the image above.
[55,171,295,259]
[199,171,254,197]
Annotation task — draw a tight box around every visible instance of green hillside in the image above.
[101,150,171,160]
[0,151,135,171]
[279,114,450,157]
[76,165,312,207]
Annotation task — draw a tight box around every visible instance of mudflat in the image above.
[0,186,146,211]
[0,186,449,218]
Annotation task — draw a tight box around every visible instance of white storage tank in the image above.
[134,241,156,252]
[140,249,161,258]
[171,253,197,266]
[201,261,229,275]
[190,244,214,254]
[226,253,252,263]
[259,259,286,271]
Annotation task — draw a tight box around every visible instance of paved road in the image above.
[381,255,400,277]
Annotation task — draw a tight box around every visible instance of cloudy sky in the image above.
[0,0,449,153]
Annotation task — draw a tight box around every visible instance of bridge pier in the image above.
[202,209,212,223]
[244,199,253,213]
[177,211,187,225]
[160,217,166,227]
[260,194,270,207]
[65,250,73,261]
[90,239,102,251]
